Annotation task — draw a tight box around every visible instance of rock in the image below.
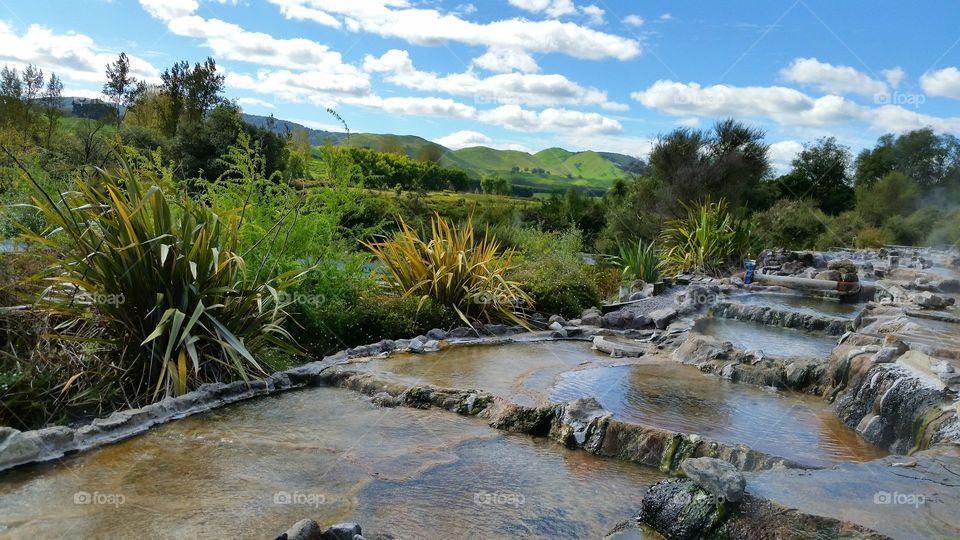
[449,326,478,339]
[815,270,841,281]
[581,307,602,326]
[422,339,441,352]
[556,397,610,448]
[425,328,448,340]
[681,457,746,503]
[321,523,361,540]
[370,392,399,408]
[548,321,564,332]
[547,314,566,325]
[912,291,955,309]
[407,337,425,353]
[629,291,648,301]
[649,308,678,330]
[277,519,322,540]
[827,258,858,273]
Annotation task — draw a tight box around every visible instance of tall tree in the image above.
[40,72,64,146]
[103,52,139,126]
[160,60,190,136]
[778,137,854,215]
[184,57,224,123]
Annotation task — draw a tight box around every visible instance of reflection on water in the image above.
[726,293,863,318]
[0,387,663,539]
[550,362,886,467]
[693,318,837,359]
[363,343,884,467]
[354,340,601,407]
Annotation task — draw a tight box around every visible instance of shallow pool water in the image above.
[693,318,838,359]
[550,360,886,467]
[0,387,663,539]
[726,293,863,319]
[359,343,884,467]
[351,340,601,407]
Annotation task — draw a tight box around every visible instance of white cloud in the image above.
[921,67,960,99]
[345,95,477,119]
[676,117,700,127]
[363,49,626,110]
[0,21,159,85]
[139,0,198,20]
[268,0,641,61]
[660,13,673,20]
[236,96,275,109]
[478,105,622,134]
[580,5,604,26]
[632,80,862,126]
[508,0,576,18]
[623,15,644,27]
[780,57,887,97]
[632,79,960,134]
[882,67,905,89]
[434,130,491,149]
[226,69,370,105]
[472,48,540,74]
[768,140,803,172]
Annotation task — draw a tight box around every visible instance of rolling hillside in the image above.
[240,112,645,194]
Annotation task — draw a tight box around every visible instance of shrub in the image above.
[508,228,600,318]
[882,207,942,246]
[364,213,530,326]
[751,198,827,250]
[856,171,919,227]
[659,198,751,276]
[854,227,890,248]
[616,238,659,283]
[814,211,866,250]
[20,147,301,400]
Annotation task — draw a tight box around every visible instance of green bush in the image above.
[854,227,891,248]
[660,198,751,276]
[882,207,942,246]
[616,239,659,282]
[752,198,827,250]
[21,146,300,400]
[814,211,866,250]
[510,228,600,318]
[856,171,919,227]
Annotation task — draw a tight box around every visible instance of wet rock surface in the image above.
[681,457,746,503]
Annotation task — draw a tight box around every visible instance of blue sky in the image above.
[2,0,960,168]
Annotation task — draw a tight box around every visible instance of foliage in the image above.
[882,207,942,246]
[752,198,827,250]
[616,238,659,283]
[365,213,531,326]
[855,128,960,192]
[777,137,855,215]
[341,146,470,192]
[508,227,600,318]
[856,171,919,226]
[648,118,770,211]
[660,198,751,276]
[814,211,867,251]
[854,227,890,248]
[18,146,302,400]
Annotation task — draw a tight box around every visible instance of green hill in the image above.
[238,112,644,194]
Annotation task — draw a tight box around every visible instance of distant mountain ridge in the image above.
[241,113,646,194]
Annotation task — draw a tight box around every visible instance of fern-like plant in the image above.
[19,147,302,399]
[364,213,530,326]
[616,239,659,283]
[659,197,751,276]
